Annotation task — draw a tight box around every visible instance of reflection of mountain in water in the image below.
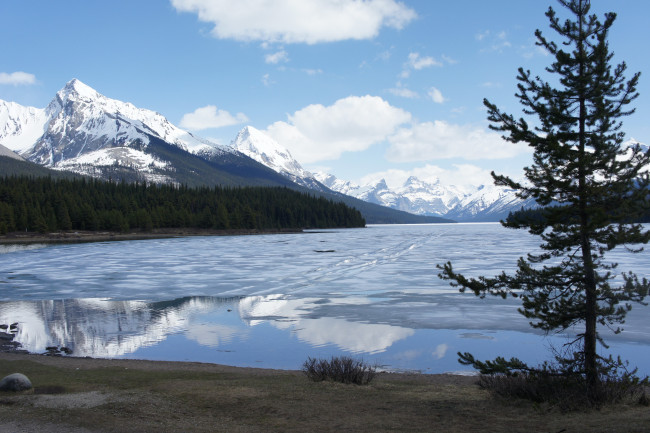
[0,294,419,359]
[0,297,239,357]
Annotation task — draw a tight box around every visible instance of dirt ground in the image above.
[0,353,649,433]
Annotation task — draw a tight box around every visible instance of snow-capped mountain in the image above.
[0,80,453,224]
[0,79,235,182]
[0,78,538,222]
[316,172,532,222]
[230,126,328,191]
[0,79,303,187]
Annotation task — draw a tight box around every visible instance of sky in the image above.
[1,0,649,188]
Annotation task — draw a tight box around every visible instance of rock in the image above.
[0,373,32,391]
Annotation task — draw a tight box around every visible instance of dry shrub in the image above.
[302,356,376,385]
[478,371,648,412]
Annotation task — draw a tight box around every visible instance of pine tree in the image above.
[438,0,650,403]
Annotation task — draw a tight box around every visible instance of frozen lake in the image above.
[1,223,649,375]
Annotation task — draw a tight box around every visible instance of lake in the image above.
[1,223,649,375]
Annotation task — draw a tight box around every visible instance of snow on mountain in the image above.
[316,172,529,222]
[230,126,327,190]
[0,100,50,153]
[56,147,176,184]
[394,176,469,216]
[0,79,229,171]
[445,184,531,221]
[315,172,359,195]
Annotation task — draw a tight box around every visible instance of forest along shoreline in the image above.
[0,228,311,245]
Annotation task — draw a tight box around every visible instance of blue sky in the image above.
[2,0,648,188]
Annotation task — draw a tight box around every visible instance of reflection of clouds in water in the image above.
[293,317,413,354]
[185,324,247,348]
[460,332,495,340]
[432,343,448,360]
[397,350,422,360]
[238,294,413,353]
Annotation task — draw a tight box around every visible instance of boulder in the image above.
[0,373,33,391]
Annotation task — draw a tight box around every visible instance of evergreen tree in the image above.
[438,0,650,403]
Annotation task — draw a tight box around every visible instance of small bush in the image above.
[302,356,377,385]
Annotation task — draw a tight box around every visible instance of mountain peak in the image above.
[60,78,99,100]
[236,125,266,143]
[231,126,321,189]
[374,178,389,189]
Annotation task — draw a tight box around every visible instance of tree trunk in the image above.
[577,4,601,401]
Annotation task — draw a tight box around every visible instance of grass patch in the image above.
[0,354,649,432]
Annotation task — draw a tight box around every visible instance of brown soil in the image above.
[0,353,648,432]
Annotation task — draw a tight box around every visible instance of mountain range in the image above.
[0,79,539,222]
[0,79,453,224]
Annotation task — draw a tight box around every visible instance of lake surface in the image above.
[1,223,649,375]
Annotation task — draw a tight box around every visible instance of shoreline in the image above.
[0,351,468,382]
[1,351,648,432]
[0,228,305,245]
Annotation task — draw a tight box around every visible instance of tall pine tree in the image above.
[438,0,650,402]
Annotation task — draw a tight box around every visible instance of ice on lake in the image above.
[0,223,648,375]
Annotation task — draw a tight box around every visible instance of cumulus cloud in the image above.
[171,0,417,44]
[386,120,530,162]
[265,95,411,163]
[179,105,249,130]
[0,71,36,86]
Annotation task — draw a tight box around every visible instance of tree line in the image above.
[0,176,366,234]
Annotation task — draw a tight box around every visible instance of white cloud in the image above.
[179,105,249,130]
[171,0,417,44]
[265,95,411,163]
[265,50,289,64]
[407,52,441,70]
[478,30,512,53]
[476,30,490,41]
[0,72,36,86]
[302,68,323,76]
[441,54,458,65]
[428,87,446,104]
[400,52,442,78]
[386,120,530,162]
[388,85,419,99]
[482,81,501,88]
